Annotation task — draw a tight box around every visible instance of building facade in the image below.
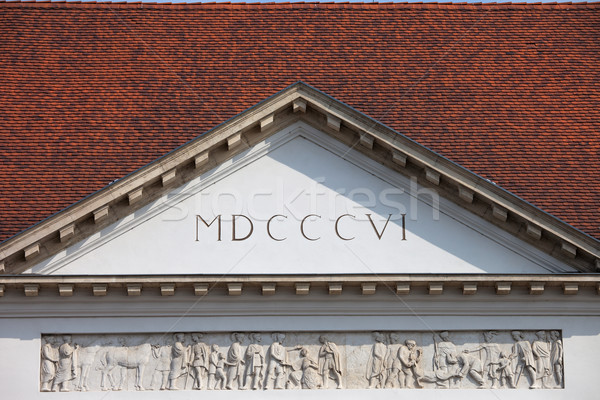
[0,2,599,399]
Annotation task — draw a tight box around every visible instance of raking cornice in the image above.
[0,82,598,274]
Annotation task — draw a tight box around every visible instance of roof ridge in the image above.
[1,1,599,9]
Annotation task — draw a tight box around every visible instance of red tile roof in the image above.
[0,2,599,242]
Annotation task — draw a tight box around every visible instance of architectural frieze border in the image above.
[1,274,599,298]
[1,82,598,274]
[39,330,564,391]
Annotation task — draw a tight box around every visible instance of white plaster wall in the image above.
[0,289,598,399]
[27,123,574,276]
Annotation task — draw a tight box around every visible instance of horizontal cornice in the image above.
[1,274,599,298]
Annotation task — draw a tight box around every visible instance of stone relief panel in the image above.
[39,330,564,392]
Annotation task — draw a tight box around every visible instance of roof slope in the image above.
[0,2,599,242]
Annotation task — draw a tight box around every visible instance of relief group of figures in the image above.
[40,332,342,392]
[365,330,564,390]
[40,329,564,392]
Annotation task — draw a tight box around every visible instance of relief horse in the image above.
[75,344,102,391]
[100,343,152,391]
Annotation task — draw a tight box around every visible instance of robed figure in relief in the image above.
[463,331,501,389]
[41,336,59,392]
[264,332,288,390]
[52,335,77,392]
[318,335,343,389]
[189,333,209,390]
[511,331,537,389]
[150,342,172,390]
[225,333,245,390]
[168,333,188,390]
[532,331,551,389]
[384,333,402,388]
[366,332,387,388]
[243,333,264,390]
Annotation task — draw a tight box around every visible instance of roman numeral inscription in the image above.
[40,330,563,391]
[195,214,406,242]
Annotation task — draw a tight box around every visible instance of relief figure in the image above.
[243,333,264,390]
[264,332,288,390]
[497,351,516,388]
[431,331,459,388]
[207,344,226,390]
[287,346,321,390]
[366,332,386,388]
[511,331,537,389]
[532,331,551,389]
[168,333,188,390]
[52,335,77,392]
[398,339,423,388]
[40,336,58,392]
[150,342,172,390]
[550,331,563,388]
[189,333,209,390]
[225,332,245,390]
[318,335,343,389]
[384,333,402,388]
[456,351,486,388]
[463,331,501,388]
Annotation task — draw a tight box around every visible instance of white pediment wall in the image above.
[26,122,575,275]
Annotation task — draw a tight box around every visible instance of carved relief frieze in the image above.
[40,330,564,392]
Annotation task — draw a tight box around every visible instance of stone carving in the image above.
[497,350,516,388]
[287,346,321,389]
[75,341,101,391]
[511,330,537,389]
[456,351,486,388]
[384,333,402,388]
[398,339,423,388]
[168,333,188,390]
[225,332,245,390]
[318,335,343,389]
[264,332,287,389]
[189,333,210,390]
[243,333,264,390]
[550,330,563,389]
[150,342,171,390]
[428,331,459,388]
[101,337,152,391]
[366,332,386,388]
[40,330,564,391]
[532,330,552,389]
[463,331,501,388]
[208,344,226,390]
[40,336,58,392]
[53,335,77,392]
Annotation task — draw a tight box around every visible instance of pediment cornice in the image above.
[1,82,598,274]
[1,273,599,299]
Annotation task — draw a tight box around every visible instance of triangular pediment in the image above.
[1,82,597,275]
[27,124,575,275]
